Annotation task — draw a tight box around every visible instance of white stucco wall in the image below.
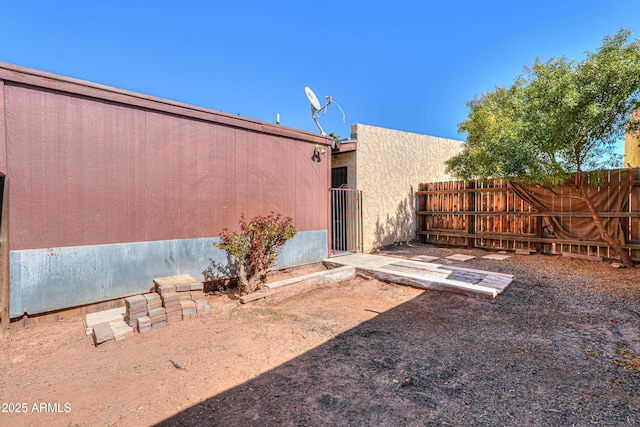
[353,123,463,252]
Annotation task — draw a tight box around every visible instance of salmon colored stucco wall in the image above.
[352,123,463,252]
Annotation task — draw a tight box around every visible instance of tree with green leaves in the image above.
[446,29,640,267]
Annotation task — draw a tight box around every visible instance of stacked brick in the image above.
[86,307,135,346]
[123,293,169,333]
[87,275,211,344]
[123,275,212,335]
[153,275,211,321]
[137,315,151,333]
[124,295,149,328]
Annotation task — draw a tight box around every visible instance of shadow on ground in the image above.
[156,275,640,426]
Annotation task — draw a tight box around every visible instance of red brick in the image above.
[197,312,211,319]
[153,276,177,286]
[147,307,166,317]
[149,314,167,324]
[182,312,198,320]
[124,312,147,328]
[160,291,179,303]
[166,309,182,319]
[127,304,147,315]
[125,295,147,310]
[178,294,192,301]
[196,306,204,314]
[190,282,204,291]
[179,300,196,310]
[156,284,176,295]
[123,317,137,328]
[146,300,163,310]
[175,283,191,292]
[190,290,205,298]
[143,292,161,303]
[193,298,208,307]
[163,299,181,308]
[166,317,181,324]
[164,304,181,313]
[126,311,148,321]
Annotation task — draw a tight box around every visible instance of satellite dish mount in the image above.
[304,86,346,136]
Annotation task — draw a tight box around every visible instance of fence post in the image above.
[466,180,476,249]
[535,216,542,254]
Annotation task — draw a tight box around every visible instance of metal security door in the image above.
[330,187,363,256]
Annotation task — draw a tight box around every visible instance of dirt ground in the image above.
[1,243,639,426]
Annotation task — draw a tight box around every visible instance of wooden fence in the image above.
[416,168,640,261]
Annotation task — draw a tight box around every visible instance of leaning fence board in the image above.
[417,168,640,262]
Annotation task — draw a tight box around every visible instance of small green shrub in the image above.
[214,212,296,295]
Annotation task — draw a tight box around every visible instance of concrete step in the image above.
[240,266,356,304]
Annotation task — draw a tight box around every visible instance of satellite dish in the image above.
[305,87,322,113]
[304,86,346,137]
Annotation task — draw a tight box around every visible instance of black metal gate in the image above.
[330,187,363,256]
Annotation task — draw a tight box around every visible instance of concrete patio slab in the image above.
[410,255,440,262]
[323,253,513,299]
[481,254,512,261]
[445,254,476,262]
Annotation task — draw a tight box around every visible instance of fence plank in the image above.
[417,169,640,262]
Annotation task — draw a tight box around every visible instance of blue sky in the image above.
[1,1,639,151]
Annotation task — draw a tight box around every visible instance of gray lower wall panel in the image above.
[10,230,328,317]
